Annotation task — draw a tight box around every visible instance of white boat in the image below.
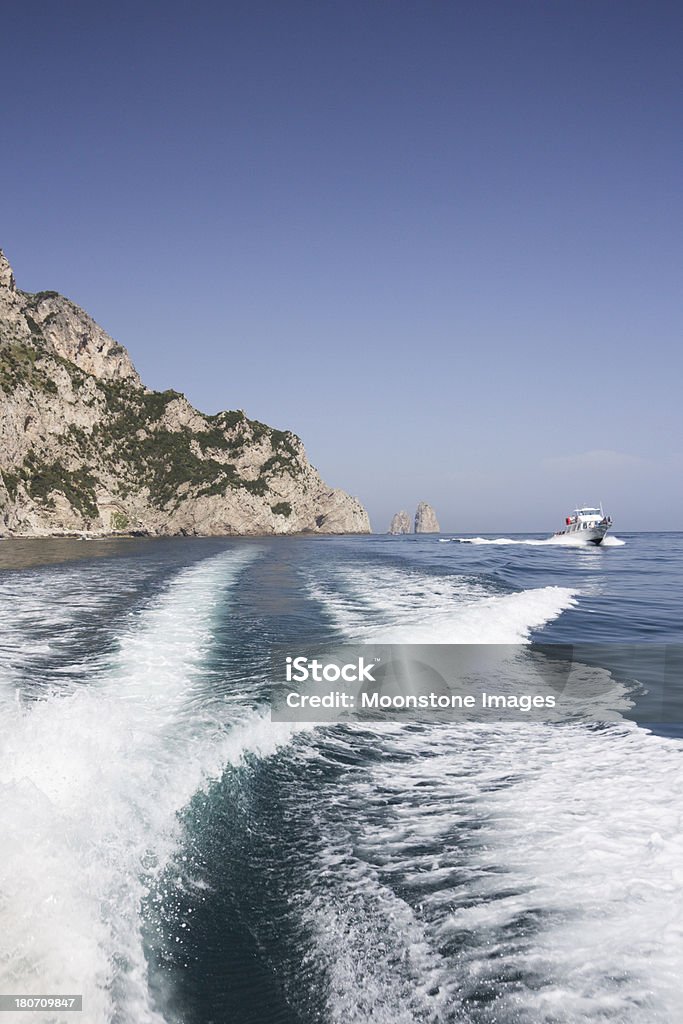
[553,505,612,545]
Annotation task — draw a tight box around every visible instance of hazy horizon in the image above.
[2,1,681,532]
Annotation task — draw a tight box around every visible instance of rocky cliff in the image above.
[388,511,411,534]
[414,502,440,533]
[0,248,370,537]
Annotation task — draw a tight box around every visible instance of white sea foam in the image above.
[301,854,449,1024]
[0,566,116,692]
[2,542,666,1024]
[463,723,683,1023]
[457,534,626,547]
[296,718,683,1024]
[308,563,576,644]
[0,549,299,1024]
[302,556,683,1021]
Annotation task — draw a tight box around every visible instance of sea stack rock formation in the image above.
[388,511,411,534]
[0,247,371,537]
[414,502,440,533]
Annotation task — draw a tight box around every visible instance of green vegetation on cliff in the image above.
[0,247,368,536]
[5,453,99,519]
[271,501,292,517]
[0,340,304,518]
[0,342,57,394]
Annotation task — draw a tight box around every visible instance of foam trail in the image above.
[309,720,683,1024]
[0,549,297,1024]
[301,860,450,1024]
[0,565,117,695]
[457,534,626,547]
[309,563,576,643]
[304,556,683,1023]
[472,723,683,1022]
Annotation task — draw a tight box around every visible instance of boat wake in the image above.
[307,562,577,643]
[290,719,683,1024]
[0,538,677,1024]
[449,534,626,547]
[0,549,299,1024]
[299,553,683,1024]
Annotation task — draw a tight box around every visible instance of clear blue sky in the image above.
[2,1,682,531]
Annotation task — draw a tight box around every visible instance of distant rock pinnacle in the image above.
[388,510,411,534]
[414,502,440,533]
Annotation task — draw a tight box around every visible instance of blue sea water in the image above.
[0,532,682,1023]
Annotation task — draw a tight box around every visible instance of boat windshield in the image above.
[576,508,601,515]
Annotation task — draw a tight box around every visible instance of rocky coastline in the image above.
[0,248,370,538]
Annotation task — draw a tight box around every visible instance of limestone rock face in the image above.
[389,511,411,534]
[0,248,371,537]
[0,250,16,291]
[414,502,440,533]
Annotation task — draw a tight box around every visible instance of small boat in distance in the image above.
[554,505,613,545]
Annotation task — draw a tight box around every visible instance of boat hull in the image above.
[553,523,611,544]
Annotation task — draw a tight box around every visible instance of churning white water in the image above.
[302,556,683,1024]
[1,537,680,1024]
[307,562,577,643]
[451,534,626,547]
[0,550,298,1024]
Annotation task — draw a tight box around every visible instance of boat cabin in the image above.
[563,507,607,533]
[554,505,612,539]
